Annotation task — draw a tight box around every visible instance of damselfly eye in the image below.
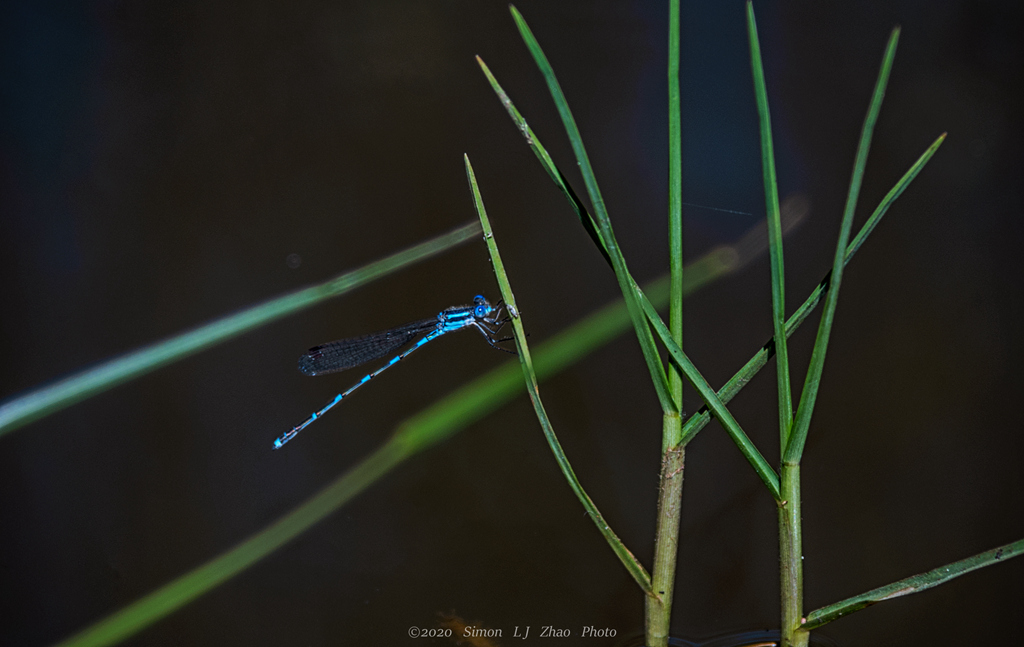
[475,305,488,317]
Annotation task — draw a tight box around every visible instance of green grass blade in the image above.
[52,219,774,647]
[667,0,684,419]
[465,155,653,593]
[509,5,675,414]
[784,27,901,464]
[747,5,803,637]
[648,1,684,639]
[679,132,944,447]
[847,132,946,259]
[475,56,610,267]
[746,1,793,449]
[477,54,670,342]
[478,53,685,408]
[0,222,481,439]
[803,538,1024,630]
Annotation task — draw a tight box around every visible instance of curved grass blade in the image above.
[784,27,901,464]
[509,5,674,415]
[465,154,653,593]
[478,54,681,398]
[0,222,481,439]
[803,537,1024,630]
[640,294,781,499]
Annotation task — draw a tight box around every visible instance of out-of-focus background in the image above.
[1,1,1020,645]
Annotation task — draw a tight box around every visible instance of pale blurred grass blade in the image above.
[0,222,480,438]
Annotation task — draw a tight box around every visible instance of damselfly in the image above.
[274,295,511,449]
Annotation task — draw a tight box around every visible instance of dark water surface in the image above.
[1,1,1020,645]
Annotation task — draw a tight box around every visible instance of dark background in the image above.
[1,1,1021,645]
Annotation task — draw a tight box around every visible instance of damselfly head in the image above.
[473,295,493,318]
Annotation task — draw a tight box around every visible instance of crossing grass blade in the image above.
[640,295,781,499]
[508,5,675,415]
[476,55,667,337]
[678,133,945,450]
